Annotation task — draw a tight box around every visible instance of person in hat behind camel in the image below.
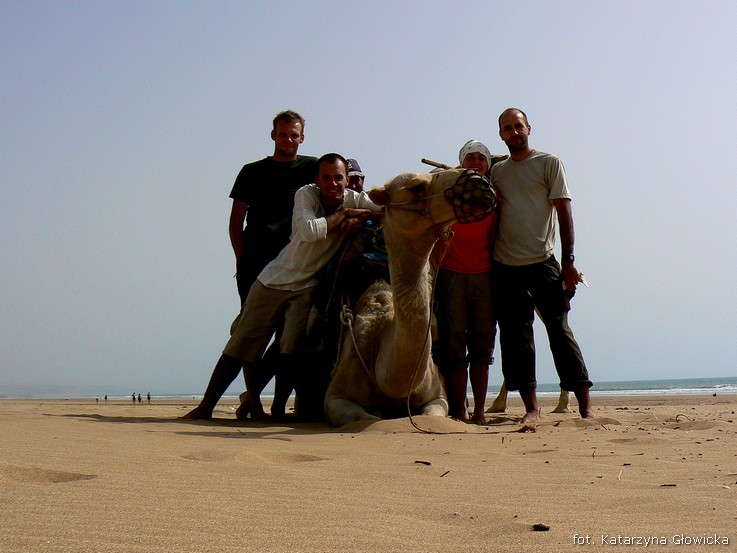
[346,158,365,193]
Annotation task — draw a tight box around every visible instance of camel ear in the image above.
[369,188,391,206]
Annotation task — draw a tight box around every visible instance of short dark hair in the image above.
[316,153,349,176]
[273,110,306,131]
[498,107,529,129]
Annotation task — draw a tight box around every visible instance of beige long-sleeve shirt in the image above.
[257,183,382,291]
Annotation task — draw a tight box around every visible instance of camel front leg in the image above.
[487,380,508,413]
[325,396,381,427]
[551,388,570,413]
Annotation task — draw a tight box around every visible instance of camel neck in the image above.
[376,233,435,396]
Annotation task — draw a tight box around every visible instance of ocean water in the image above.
[533,376,737,397]
[4,376,736,400]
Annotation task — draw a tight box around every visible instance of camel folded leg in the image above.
[325,397,381,427]
[419,397,449,417]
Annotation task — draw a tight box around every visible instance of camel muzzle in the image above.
[443,169,497,224]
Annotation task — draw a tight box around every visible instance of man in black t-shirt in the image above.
[230,111,318,305]
[183,110,317,420]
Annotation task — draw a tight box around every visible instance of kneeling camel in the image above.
[325,169,495,426]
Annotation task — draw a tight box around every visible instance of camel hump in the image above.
[353,279,392,313]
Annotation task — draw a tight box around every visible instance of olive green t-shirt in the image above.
[491,150,570,266]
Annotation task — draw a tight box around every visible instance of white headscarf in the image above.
[458,139,492,168]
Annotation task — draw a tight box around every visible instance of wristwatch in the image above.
[562,254,575,263]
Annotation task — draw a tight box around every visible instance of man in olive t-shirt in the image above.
[491,108,593,424]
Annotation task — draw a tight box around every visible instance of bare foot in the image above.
[470,412,487,425]
[580,407,595,419]
[520,409,541,424]
[449,409,469,422]
[250,407,268,420]
[574,386,593,419]
[270,404,285,418]
[247,394,269,421]
[270,409,289,423]
[179,405,212,420]
[235,392,250,421]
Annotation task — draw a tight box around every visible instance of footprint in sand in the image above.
[182,450,240,462]
[553,417,622,428]
[665,420,732,431]
[264,453,326,464]
[181,449,326,464]
[608,436,668,446]
[0,464,96,483]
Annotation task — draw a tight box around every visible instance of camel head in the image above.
[369,169,495,239]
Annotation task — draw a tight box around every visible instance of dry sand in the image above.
[1,395,735,552]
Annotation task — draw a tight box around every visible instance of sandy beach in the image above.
[1,394,735,552]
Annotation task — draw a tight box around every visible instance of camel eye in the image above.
[407,183,426,194]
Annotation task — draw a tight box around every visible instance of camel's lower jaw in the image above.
[448,194,495,224]
[458,205,494,224]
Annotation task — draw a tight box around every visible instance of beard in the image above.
[505,135,528,152]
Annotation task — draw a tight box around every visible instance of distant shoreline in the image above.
[2,375,736,401]
[2,393,735,408]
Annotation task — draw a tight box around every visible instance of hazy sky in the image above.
[2,1,736,397]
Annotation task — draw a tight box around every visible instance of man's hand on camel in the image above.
[338,208,372,232]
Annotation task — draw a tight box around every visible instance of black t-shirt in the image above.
[229,155,318,271]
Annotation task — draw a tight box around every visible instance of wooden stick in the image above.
[421,158,452,170]
[423,155,509,170]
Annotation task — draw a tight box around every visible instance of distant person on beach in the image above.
[490,108,593,423]
[346,159,365,193]
[182,153,382,421]
[147,392,151,404]
[132,393,136,404]
[186,110,318,421]
[137,393,142,404]
[433,140,499,423]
